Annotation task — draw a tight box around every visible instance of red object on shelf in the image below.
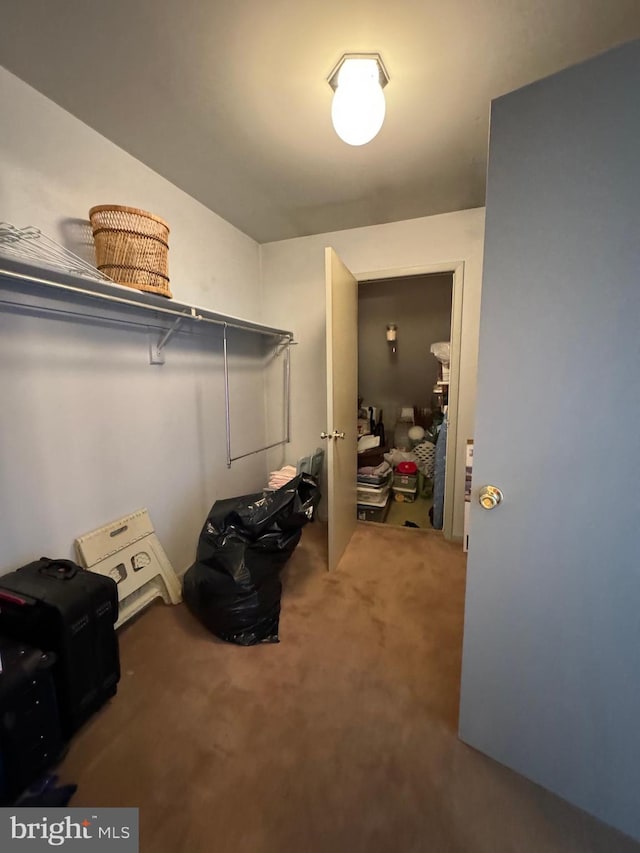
[396,461,418,475]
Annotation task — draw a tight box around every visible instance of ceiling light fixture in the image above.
[328,53,389,146]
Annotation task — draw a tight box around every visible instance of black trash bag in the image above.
[183,474,320,646]
[226,472,320,537]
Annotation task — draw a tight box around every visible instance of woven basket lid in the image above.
[89,204,170,232]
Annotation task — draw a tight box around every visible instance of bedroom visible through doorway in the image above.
[357,273,454,531]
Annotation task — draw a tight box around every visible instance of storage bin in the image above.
[89,204,172,298]
[357,467,392,487]
[357,500,390,522]
[413,441,436,478]
[357,472,388,486]
[393,473,418,489]
[357,482,391,506]
[357,463,392,486]
[392,484,418,503]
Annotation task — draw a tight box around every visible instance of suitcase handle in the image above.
[37,558,80,580]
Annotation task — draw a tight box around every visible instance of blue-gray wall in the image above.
[459,40,640,840]
[357,274,452,442]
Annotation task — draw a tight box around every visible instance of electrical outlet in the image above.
[149,335,165,365]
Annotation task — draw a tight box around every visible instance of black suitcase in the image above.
[0,635,64,804]
[0,558,120,738]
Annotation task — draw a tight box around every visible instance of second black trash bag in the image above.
[183,474,320,646]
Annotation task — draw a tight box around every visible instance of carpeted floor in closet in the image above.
[58,522,639,853]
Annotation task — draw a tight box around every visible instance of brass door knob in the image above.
[478,485,503,510]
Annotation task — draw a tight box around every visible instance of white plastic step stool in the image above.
[75,508,182,629]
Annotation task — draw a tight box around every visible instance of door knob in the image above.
[320,431,346,440]
[478,485,503,510]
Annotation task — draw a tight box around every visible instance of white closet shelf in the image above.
[0,257,295,468]
[0,257,293,341]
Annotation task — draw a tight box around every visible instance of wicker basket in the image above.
[89,205,172,298]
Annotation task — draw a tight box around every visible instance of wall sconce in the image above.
[328,53,389,146]
[386,323,398,354]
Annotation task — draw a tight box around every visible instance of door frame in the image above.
[354,260,464,541]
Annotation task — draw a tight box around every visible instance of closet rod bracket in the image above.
[275,337,298,357]
[149,313,191,364]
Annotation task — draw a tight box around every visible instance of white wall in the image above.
[0,67,269,574]
[260,208,485,538]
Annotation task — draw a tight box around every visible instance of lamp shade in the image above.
[331,58,386,146]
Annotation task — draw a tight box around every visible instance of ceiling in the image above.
[1,1,639,243]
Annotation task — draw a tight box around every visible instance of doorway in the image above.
[357,272,454,531]
[324,251,465,570]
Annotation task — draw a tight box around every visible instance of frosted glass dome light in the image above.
[328,55,389,146]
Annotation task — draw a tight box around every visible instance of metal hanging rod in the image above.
[1,257,295,468]
[223,323,291,468]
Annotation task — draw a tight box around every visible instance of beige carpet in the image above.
[385,493,433,528]
[58,523,638,853]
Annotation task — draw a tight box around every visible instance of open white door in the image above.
[324,247,358,571]
[459,42,640,841]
